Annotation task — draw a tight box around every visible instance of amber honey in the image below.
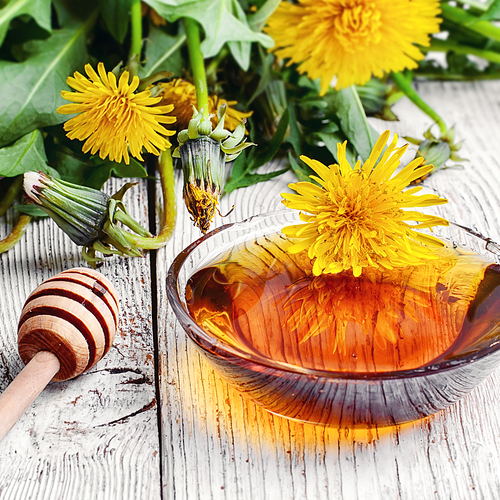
[185,232,500,375]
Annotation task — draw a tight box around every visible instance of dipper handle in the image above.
[0,267,119,444]
[0,351,60,442]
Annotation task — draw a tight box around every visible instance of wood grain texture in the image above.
[1,79,500,500]
[156,80,500,500]
[0,179,160,499]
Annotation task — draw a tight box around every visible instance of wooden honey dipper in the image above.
[0,268,119,442]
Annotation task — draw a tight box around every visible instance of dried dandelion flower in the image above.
[23,171,153,267]
[174,105,254,233]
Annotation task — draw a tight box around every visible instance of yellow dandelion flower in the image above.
[281,130,449,277]
[58,62,176,164]
[209,95,252,132]
[157,79,252,131]
[265,0,441,94]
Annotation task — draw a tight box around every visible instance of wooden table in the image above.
[1,79,500,500]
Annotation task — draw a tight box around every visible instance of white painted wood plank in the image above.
[156,79,500,500]
[0,178,161,500]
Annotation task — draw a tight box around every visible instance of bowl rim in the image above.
[166,210,500,381]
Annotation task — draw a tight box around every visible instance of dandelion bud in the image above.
[405,126,465,183]
[173,105,255,233]
[179,137,226,234]
[24,171,109,246]
[198,116,213,136]
[23,171,152,267]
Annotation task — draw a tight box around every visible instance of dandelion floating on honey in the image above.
[282,130,449,277]
[265,0,441,94]
[57,62,176,164]
[276,130,494,352]
[185,220,497,370]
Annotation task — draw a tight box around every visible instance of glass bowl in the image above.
[166,210,500,427]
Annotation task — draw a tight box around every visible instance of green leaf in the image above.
[102,157,149,181]
[227,40,251,71]
[52,0,99,27]
[0,0,52,46]
[97,0,133,43]
[355,78,392,115]
[327,86,377,161]
[246,46,273,106]
[285,103,302,156]
[0,129,58,177]
[86,157,148,189]
[477,0,500,21]
[0,19,93,148]
[316,130,355,165]
[15,203,47,216]
[143,0,273,62]
[247,0,281,31]
[141,24,185,78]
[250,107,289,167]
[227,0,251,70]
[224,161,288,193]
[288,152,310,182]
[225,109,290,193]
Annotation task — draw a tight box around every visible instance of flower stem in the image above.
[0,176,22,218]
[184,17,209,119]
[0,215,31,254]
[131,148,177,249]
[425,37,500,65]
[390,71,447,136]
[440,3,500,43]
[206,46,229,82]
[129,0,143,62]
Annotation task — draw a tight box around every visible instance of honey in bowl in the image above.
[186,232,500,375]
[171,218,500,427]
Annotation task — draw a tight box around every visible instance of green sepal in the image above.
[23,171,153,266]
